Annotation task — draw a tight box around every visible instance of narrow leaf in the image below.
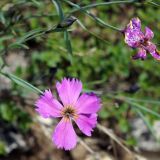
[63,0,121,31]
[51,0,64,21]
[0,72,42,94]
[134,108,157,140]
[64,30,73,63]
[126,100,160,119]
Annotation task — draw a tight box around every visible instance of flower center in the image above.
[61,106,78,120]
[140,38,148,46]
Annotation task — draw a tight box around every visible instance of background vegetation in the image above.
[0,0,160,159]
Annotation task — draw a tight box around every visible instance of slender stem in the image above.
[22,1,134,20]
[0,71,43,94]
[122,96,160,105]
[76,19,111,45]
[62,0,122,31]
[51,0,64,21]
[126,100,160,118]
[149,1,160,7]
[97,124,132,154]
[134,108,157,140]
[24,13,58,20]
[78,137,94,154]
[51,0,73,64]
[70,0,135,12]
[106,94,160,118]
[78,137,100,160]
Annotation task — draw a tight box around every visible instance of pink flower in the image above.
[35,78,101,150]
[124,17,160,60]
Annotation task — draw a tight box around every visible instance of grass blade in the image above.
[76,19,111,45]
[0,72,42,94]
[126,101,160,118]
[64,30,73,63]
[134,108,157,140]
[52,0,73,63]
[63,0,122,31]
[124,97,160,105]
[107,95,160,118]
[97,123,132,154]
[69,0,134,13]
[51,0,64,21]
[149,1,160,7]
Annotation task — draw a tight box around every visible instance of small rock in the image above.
[86,151,114,160]
[71,138,98,160]
[131,118,160,152]
[153,121,160,139]
[0,50,28,90]
[71,143,88,160]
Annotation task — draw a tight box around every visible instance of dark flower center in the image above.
[140,38,148,46]
[61,106,78,120]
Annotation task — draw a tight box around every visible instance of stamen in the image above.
[61,106,78,120]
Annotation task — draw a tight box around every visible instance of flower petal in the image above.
[124,18,144,48]
[124,29,144,48]
[132,48,147,60]
[56,78,82,106]
[35,90,62,118]
[129,17,141,29]
[149,50,160,61]
[145,27,154,40]
[75,114,97,136]
[144,43,160,60]
[53,118,77,150]
[146,42,156,53]
[76,93,101,114]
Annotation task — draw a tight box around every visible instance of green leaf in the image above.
[52,0,73,63]
[62,0,121,31]
[69,0,134,13]
[30,0,41,6]
[0,72,42,94]
[9,73,42,94]
[134,108,157,140]
[124,97,160,105]
[149,1,160,7]
[33,50,61,67]
[0,57,3,69]
[64,30,73,63]
[125,137,137,147]
[10,26,62,49]
[0,141,6,155]
[0,12,5,25]
[119,119,130,133]
[0,104,16,122]
[79,1,134,10]
[127,100,160,119]
[0,35,14,43]
[51,0,64,21]
[107,95,160,119]
[99,109,109,119]
[76,19,111,45]
[12,28,45,44]
[10,43,29,49]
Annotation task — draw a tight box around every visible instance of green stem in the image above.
[122,96,160,105]
[51,0,64,21]
[149,1,160,7]
[0,71,43,94]
[70,0,135,12]
[62,0,122,31]
[134,108,157,140]
[24,1,134,20]
[106,94,160,118]
[52,0,73,64]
